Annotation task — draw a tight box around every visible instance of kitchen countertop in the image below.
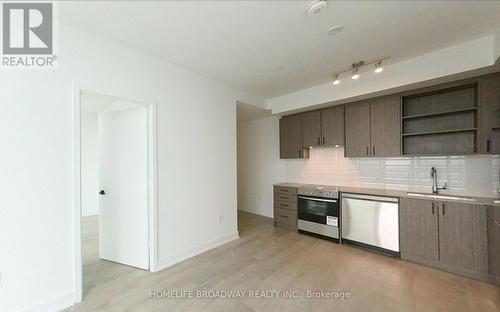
[274,182,304,188]
[274,182,500,207]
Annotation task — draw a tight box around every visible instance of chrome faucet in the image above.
[431,167,447,194]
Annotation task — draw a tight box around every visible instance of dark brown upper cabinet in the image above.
[478,73,500,154]
[402,83,478,156]
[370,97,401,157]
[280,105,345,159]
[279,71,500,159]
[345,97,400,157]
[345,102,371,157]
[301,107,344,148]
[280,115,308,159]
[321,105,344,146]
[301,111,322,148]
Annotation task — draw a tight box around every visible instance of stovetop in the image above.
[297,184,339,199]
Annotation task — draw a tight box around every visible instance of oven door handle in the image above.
[298,196,338,203]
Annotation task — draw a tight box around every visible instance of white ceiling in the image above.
[61,1,500,99]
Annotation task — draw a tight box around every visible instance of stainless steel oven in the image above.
[297,186,339,240]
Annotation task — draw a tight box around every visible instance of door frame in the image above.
[72,84,158,304]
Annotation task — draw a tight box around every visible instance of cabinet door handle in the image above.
[432,203,435,214]
[299,150,301,158]
[442,203,445,216]
[487,139,491,153]
[373,146,376,156]
[317,137,321,145]
[366,146,369,156]
[322,136,325,145]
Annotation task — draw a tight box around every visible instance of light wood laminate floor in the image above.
[66,212,500,312]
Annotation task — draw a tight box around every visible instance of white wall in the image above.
[0,22,263,312]
[81,112,99,217]
[237,116,285,218]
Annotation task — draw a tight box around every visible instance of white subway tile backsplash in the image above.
[284,147,498,197]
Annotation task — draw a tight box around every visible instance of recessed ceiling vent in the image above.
[307,0,328,16]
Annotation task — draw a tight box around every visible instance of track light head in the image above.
[332,74,340,85]
[374,60,384,73]
[351,67,360,80]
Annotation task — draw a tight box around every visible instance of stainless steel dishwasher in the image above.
[341,193,400,256]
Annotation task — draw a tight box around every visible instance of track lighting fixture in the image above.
[330,57,389,87]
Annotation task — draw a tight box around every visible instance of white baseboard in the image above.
[19,292,75,312]
[155,231,240,272]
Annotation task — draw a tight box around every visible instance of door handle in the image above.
[432,203,435,214]
[373,146,376,156]
[487,139,491,153]
[322,137,325,145]
[99,190,106,195]
[317,137,320,145]
[366,146,369,156]
[442,203,445,216]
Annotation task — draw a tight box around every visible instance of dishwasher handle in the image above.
[341,193,399,204]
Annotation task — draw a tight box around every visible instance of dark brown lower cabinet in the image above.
[273,186,297,231]
[400,198,490,282]
[488,206,500,284]
[399,198,439,262]
[438,202,488,275]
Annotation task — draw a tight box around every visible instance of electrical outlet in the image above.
[218,214,223,224]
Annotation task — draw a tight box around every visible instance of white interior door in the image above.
[98,106,149,270]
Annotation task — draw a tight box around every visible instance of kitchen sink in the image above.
[406,192,476,202]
